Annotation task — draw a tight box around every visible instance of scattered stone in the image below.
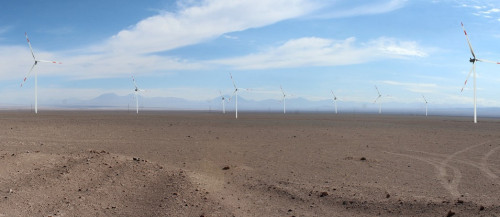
[456,199,464,204]
[319,192,328,197]
[446,210,455,217]
[360,157,366,161]
[386,193,390,198]
[479,205,485,211]
[288,209,293,212]
[222,166,230,170]
[133,157,141,161]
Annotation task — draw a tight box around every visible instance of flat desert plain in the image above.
[0,111,499,216]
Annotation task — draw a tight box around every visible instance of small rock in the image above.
[479,205,485,211]
[360,157,366,161]
[386,193,390,198]
[222,166,230,170]
[319,192,328,197]
[446,210,455,217]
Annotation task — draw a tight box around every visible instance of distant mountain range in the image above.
[7,92,497,118]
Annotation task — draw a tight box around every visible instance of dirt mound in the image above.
[0,150,231,217]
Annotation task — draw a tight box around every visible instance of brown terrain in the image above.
[0,111,499,216]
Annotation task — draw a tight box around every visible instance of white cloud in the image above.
[313,0,407,19]
[100,0,320,54]
[382,80,437,93]
[210,37,428,70]
[0,0,418,82]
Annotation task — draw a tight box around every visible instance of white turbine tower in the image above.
[422,94,428,116]
[460,22,500,123]
[229,73,243,119]
[21,32,61,114]
[331,90,338,114]
[280,85,287,114]
[132,75,145,114]
[219,90,227,114]
[374,85,383,114]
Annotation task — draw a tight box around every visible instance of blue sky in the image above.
[2,0,500,110]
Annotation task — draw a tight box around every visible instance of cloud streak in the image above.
[101,0,320,54]
[210,37,428,70]
[313,0,407,19]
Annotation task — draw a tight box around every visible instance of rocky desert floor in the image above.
[0,111,499,216]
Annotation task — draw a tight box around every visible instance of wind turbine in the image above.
[132,75,145,114]
[229,73,242,119]
[374,85,383,114]
[460,22,500,123]
[219,90,227,114]
[331,90,338,114]
[280,85,287,114]
[422,94,428,116]
[20,32,62,114]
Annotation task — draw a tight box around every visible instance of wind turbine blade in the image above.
[25,32,36,61]
[37,60,62,64]
[331,90,337,100]
[280,85,286,97]
[460,64,474,92]
[375,85,381,96]
[229,72,237,89]
[374,96,381,103]
[477,59,500,64]
[131,75,138,89]
[20,62,36,87]
[422,94,427,103]
[461,22,476,59]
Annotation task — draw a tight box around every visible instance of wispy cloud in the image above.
[1,0,321,81]
[99,0,320,54]
[210,37,428,70]
[459,0,500,21]
[382,80,437,93]
[0,26,10,35]
[313,0,407,19]
[0,0,419,82]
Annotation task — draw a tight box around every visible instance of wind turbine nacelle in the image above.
[470,58,476,63]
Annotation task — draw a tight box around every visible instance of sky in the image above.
[2,0,500,111]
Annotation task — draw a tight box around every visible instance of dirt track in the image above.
[0,111,499,216]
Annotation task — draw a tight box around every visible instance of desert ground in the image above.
[0,111,499,216]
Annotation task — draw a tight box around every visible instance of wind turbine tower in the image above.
[331,90,338,114]
[422,95,428,117]
[374,85,383,114]
[229,73,241,119]
[132,75,145,114]
[280,85,287,114]
[219,90,227,114]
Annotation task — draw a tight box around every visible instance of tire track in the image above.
[481,145,500,179]
[386,140,497,198]
[385,151,462,198]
